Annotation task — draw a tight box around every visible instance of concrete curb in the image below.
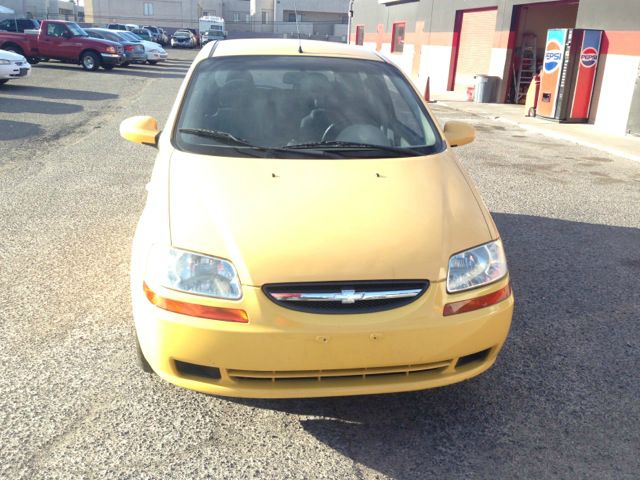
[438,101,640,163]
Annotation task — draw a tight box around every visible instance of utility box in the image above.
[537,28,602,122]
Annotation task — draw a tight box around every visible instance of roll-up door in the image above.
[454,8,498,92]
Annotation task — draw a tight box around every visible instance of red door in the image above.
[40,23,78,60]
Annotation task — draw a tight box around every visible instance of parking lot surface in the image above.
[1,49,639,479]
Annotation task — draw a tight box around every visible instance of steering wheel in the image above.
[321,119,350,143]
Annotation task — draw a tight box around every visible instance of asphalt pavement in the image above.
[1,50,639,479]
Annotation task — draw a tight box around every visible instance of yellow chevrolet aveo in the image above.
[120,39,513,398]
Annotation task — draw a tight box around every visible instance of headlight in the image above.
[0,59,11,65]
[105,46,116,54]
[146,246,242,300]
[447,240,508,293]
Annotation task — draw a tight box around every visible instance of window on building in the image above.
[143,2,154,17]
[355,25,364,46]
[262,10,269,24]
[391,22,405,53]
[233,12,240,23]
[245,14,250,23]
[288,13,296,22]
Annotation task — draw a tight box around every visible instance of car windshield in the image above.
[67,22,88,37]
[122,31,143,42]
[95,30,119,42]
[175,32,190,37]
[175,56,443,159]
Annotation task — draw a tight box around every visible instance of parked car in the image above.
[0,18,39,33]
[118,30,167,64]
[106,23,128,31]
[85,28,146,66]
[0,20,124,70]
[125,24,139,32]
[0,48,31,84]
[170,29,196,48]
[158,28,169,46]
[142,25,161,43]
[201,29,225,45]
[119,39,514,399]
[130,28,153,42]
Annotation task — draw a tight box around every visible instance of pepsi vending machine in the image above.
[537,28,602,122]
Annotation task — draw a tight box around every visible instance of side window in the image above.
[47,23,58,36]
[391,22,406,53]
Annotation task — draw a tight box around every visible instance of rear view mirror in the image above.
[120,116,160,147]
[443,121,476,147]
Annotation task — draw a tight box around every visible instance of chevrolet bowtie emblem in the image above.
[339,289,364,304]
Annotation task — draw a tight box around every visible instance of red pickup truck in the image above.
[0,20,125,71]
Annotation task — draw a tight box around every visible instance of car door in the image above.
[40,23,70,58]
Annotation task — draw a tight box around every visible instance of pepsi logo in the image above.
[544,40,563,73]
[580,47,598,68]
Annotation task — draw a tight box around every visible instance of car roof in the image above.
[204,39,384,62]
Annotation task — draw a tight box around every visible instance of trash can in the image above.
[474,74,496,103]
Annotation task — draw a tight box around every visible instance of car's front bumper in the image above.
[133,276,513,398]
[147,51,168,61]
[100,53,125,66]
[126,52,147,63]
[0,62,31,80]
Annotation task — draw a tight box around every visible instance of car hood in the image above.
[168,151,493,286]
[0,49,26,61]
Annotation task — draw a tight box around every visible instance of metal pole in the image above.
[346,0,354,44]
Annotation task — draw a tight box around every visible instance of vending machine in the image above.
[537,28,602,122]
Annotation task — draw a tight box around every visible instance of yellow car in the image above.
[120,39,513,398]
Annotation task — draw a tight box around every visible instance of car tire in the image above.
[27,57,40,65]
[81,51,100,71]
[147,60,158,65]
[122,61,130,67]
[135,333,155,374]
[0,79,8,85]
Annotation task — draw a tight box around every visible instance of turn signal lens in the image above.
[143,283,248,323]
[106,46,116,53]
[443,283,511,317]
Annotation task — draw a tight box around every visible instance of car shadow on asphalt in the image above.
[0,98,83,115]
[0,84,118,101]
[230,212,640,477]
[0,119,45,141]
[33,63,187,79]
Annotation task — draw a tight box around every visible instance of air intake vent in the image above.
[263,280,429,314]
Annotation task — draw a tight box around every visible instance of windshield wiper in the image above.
[179,128,257,147]
[178,128,342,158]
[284,141,422,156]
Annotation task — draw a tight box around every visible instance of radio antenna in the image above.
[294,0,303,53]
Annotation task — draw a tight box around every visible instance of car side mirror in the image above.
[120,116,160,147]
[63,31,72,39]
[443,121,476,147]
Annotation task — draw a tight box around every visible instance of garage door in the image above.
[454,8,498,92]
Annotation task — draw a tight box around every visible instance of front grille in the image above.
[263,280,429,314]
[228,360,450,383]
